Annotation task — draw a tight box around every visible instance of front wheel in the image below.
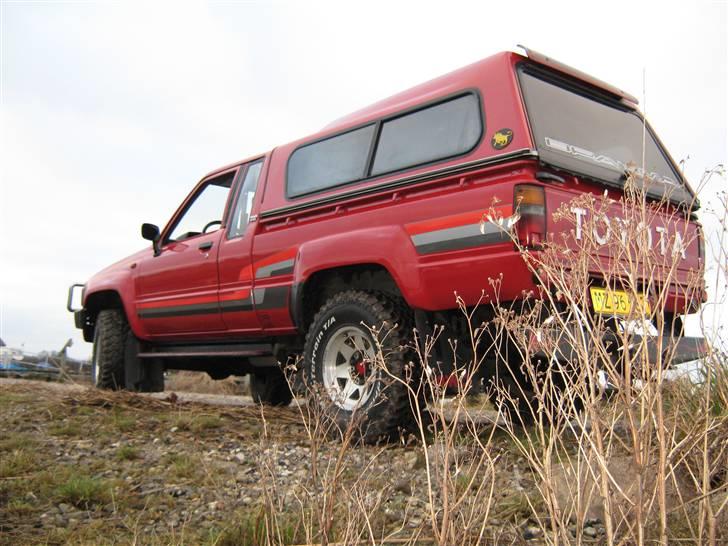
[303,290,414,443]
[91,309,126,390]
[91,309,164,392]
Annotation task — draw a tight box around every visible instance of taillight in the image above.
[514,184,546,248]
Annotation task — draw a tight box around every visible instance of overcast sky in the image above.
[1,1,726,358]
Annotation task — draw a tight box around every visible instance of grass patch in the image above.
[116,445,140,461]
[169,413,223,433]
[0,449,40,478]
[54,474,112,509]
[214,509,305,546]
[49,421,83,437]
[5,498,35,517]
[165,453,200,480]
[112,409,136,433]
[0,432,38,452]
[0,392,30,406]
[192,415,223,432]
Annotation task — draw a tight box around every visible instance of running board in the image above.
[138,343,273,359]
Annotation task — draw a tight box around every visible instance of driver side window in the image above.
[167,171,235,242]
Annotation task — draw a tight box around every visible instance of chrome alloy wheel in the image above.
[321,325,377,411]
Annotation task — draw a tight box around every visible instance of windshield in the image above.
[518,66,689,200]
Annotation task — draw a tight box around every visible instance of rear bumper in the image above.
[531,327,707,368]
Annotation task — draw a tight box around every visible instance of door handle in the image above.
[198,241,213,251]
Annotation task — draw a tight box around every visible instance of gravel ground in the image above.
[0,378,605,545]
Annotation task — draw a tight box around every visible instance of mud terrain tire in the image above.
[92,309,126,390]
[304,290,414,443]
[92,309,164,392]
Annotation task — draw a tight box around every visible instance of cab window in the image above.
[228,161,263,238]
[167,171,235,242]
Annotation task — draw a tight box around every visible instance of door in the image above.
[217,159,265,334]
[135,169,238,337]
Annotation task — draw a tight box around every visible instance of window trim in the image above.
[285,89,485,200]
[161,167,241,246]
[226,159,264,240]
[286,123,377,199]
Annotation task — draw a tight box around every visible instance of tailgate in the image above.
[544,185,702,290]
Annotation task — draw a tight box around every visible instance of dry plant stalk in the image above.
[480,169,727,545]
[236,168,725,546]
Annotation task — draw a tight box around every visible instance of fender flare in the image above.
[289,226,428,330]
[83,272,146,340]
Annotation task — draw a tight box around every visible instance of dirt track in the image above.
[0,377,258,408]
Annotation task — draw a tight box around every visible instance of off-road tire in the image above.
[92,308,164,392]
[486,356,588,426]
[303,290,415,443]
[92,309,126,390]
[250,367,293,406]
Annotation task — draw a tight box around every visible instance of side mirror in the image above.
[141,223,160,242]
[141,223,161,256]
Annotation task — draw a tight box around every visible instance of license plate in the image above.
[590,287,650,316]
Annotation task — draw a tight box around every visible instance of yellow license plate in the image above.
[590,287,651,316]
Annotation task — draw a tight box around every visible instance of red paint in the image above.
[404,205,513,236]
[78,50,704,345]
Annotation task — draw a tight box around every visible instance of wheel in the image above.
[92,308,164,392]
[485,355,584,426]
[250,367,293,406]
[92,309,126,390]
[303,290,414,443]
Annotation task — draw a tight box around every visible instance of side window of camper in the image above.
[371,94,481,176]
[285,92,482,199]
[287,125,376,198]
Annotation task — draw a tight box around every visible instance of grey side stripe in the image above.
[219,298,254,313]
[255,258,295,279]
[411,222,511,255]
[138,302,219,319]
[253,286,289,310]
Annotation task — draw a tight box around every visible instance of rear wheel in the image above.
[303,290,414,443]
[485,354,586,426]
[250,367,293,406]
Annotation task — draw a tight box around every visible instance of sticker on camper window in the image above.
[491,128,513,150]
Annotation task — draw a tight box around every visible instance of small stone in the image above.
[384,509,402,524]
[393,479,412,496]
[403,451,420,470]
[170,427,179,433]
[584,526,598,538]
[523,526,542,540]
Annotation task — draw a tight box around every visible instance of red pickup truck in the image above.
[69,48,704,439]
